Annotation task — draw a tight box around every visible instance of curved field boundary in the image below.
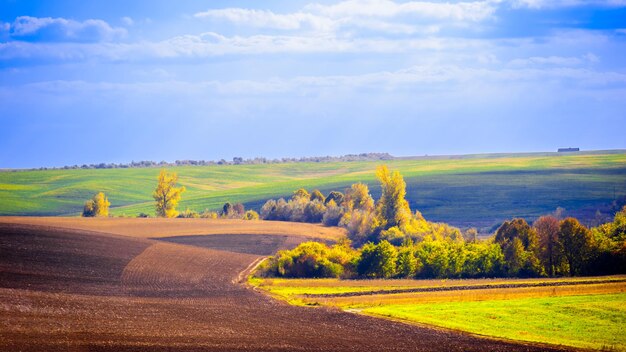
[0,217,345,240]
[0,220,571,351]
[304,277,626,298]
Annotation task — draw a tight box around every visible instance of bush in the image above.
[82,192,110,217]
[200,209,219,219]
[356,240,397,278]
[322,199,344,226]
[264,242,346,278]
[243,210,260,220]
[178,208,199,218]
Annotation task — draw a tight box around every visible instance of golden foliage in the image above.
[82,192,110,217]
[153,169,186,218]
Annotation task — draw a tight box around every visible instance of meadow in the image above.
[251,276,626,350]
[1,151,625,228]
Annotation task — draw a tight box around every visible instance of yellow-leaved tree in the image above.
[82,192,110,217]
[375,165,412,230]
[153,169,185,218]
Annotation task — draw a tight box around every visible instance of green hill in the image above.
[1,151,625,230]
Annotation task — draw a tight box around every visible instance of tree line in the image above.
[258,166,626,279]
[80,166,626,279]
[31,153,393,171]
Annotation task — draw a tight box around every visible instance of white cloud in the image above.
[510,0,626,9]
[194,0,497,34]
[195,9,334,31]
[305,0,496,21]
[8,16,126,42]
[508,54,597,67]
[17,63,626,98]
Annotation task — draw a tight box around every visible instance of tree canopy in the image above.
[153,169,185,218]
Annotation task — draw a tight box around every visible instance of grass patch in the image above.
[251,276,626,350]
[364,294,626,351]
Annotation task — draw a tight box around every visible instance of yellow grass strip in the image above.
[305,282,626,307]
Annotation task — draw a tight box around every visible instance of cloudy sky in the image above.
[1,0,625,168]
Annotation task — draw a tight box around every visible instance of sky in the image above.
[1,0,625,168]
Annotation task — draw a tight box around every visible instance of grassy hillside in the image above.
[1,151,625,228]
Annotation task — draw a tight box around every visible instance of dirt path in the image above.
[0,222,572,351]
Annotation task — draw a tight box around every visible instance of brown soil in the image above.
[0,220,572,352]
[0,217,346,239]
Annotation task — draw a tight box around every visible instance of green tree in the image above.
[559,217,592,275]
[396,245,418,277]
[153,169,185,218]
[82,192,110,217]
[270,242,344,278]
[495,219,543,276]
[375,165,412,230]
[356,240,397,278]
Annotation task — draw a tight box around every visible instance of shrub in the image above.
[322,199,344,226]
[82,192,110,217]
[243,210,260,220]
[356,240,397,278]
[264,242,346,278]
[178,208,199,218]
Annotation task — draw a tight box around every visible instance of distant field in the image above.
[252,276,626,350]
[1,151,625,228]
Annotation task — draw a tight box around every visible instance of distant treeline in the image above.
[256,166,626,279]
[25,153,394,171]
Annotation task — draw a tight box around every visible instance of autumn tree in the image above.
[559,217,593,275]
[310,189,326,203]
[233,203,245,215]
[375,165,412,230]
[82,192,110,217]
[292,188,310,201]
[344,183,374,212]
[533,215,562,276]
[495,218,542,276]
[153,169,185,218]
[243,210,260,220]
[324,191,344,206]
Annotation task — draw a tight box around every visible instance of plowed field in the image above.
[0,218,570,351]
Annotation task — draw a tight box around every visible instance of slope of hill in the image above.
[0,220,567,351]
[1,151,625,228]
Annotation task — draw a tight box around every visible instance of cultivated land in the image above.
[253,276,626,350]
[1,151,625,228]
[1,217,570,352]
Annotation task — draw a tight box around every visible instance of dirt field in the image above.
[0,217,346,239]
[0,218,571,351]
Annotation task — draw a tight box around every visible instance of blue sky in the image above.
[1,0,625,168]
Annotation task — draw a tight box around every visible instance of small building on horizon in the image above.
[558,147,580,152]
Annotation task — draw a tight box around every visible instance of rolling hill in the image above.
[1,150,625,229]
